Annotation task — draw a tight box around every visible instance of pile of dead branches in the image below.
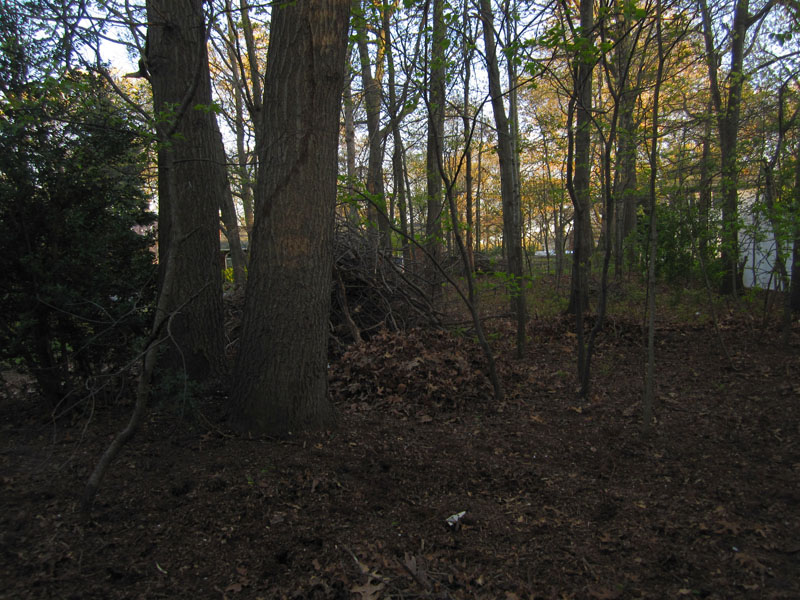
[222,226,443,358]
[330,227,441,352]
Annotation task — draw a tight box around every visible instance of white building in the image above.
[738,189,794,290]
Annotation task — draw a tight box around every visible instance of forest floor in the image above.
[2,281,800,599]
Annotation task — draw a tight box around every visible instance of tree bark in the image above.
[343,55,361,227]
[355,1,390,252]
[480,0,527,358]
[385,10,411,268]
[643,0,665,435]
[231,0,350,436]
[426,0,446,297]
[146,0,225,380]
[790,142,800,313]
[566,0,594,317]
[612,13,638,276]
[700,0,777,294]
[462,0,475,272]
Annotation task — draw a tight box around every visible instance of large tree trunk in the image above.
[231,0,350,436]
[480,0,526,358]
[146,0,225,380]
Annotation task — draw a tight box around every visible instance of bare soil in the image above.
[2,305,799,599]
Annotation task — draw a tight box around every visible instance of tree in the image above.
[145,0,226,379]
[480,0,527,358]
[231,0,350,436]
[426,0,447,297]
[0,73,156,405]
[699,0,779,294]
[354,0,391,252]
[0,9,155,406]
[562,0,595,383]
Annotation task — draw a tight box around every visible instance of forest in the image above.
[1,0,799,597]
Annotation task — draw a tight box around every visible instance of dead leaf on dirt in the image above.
[351,581,385,599]
[741,583,760,591]
[224,582,243,593]
[587,585,622,599]
[715,520,741,534]
[403,552,431,588]
[418,414,433,423]
[735,552,769,574]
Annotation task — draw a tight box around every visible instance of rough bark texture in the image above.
[231,0,350,436]
[146,0,225,380]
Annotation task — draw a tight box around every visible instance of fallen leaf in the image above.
[351,581,385,599]
[735,552,768,574]
[587,585,622,599]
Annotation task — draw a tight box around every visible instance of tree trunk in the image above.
[697,106,713,261]
[700,0,775,294]
[426,0,446,297]
[643,0,665,435]
[355,1,390,252]
[231,0,350,436]
[480,0,526,358]
[790,143,800,312]
[462,0,475,272]
[146,0,225,380]
[613,18,638,276]
[385,12,411,267]
[566,0,594,318]
[224,1,255,233]
[343,57,361,227]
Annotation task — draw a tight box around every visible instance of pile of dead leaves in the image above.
[329,328,493,415]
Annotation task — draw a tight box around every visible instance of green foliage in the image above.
[630,203,720,285]
[0,70,156,404]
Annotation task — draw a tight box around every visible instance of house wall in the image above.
[738,189,794,290]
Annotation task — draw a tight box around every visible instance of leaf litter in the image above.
[1,315,799,598]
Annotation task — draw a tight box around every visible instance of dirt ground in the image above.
[2,301,799,599]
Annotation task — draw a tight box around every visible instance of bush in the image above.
[0,72,156,405]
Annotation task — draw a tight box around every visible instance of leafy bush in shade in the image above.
[0,71,156,405]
